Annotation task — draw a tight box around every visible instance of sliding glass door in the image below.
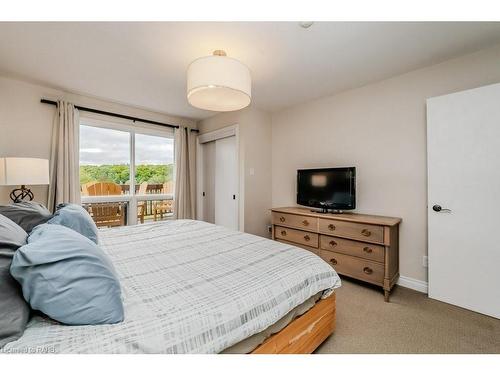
[79,118,174,227]
[134,133,175,224]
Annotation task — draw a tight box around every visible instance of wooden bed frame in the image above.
[251,293,336,354]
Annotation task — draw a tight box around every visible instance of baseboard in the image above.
[397,275,428,294]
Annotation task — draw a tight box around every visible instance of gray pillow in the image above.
[48,203,99,244]
[0,214,30,348]
[0,202,53,233]
[11,224,124,325]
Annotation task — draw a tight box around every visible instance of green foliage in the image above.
[135,164,173,184]
[80,164,173,185]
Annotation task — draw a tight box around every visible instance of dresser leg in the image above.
[384,290,390,302]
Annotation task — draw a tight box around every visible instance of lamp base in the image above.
[10,185,34,203]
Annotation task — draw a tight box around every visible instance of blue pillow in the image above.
[10,224,124,325]
[0,201,53,233]
[0,214,30,348]
[48,203,99,244]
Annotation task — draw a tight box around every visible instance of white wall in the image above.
[271,44,500,283]
[0,75,196,206]
[197,106,272,238]
[5,43,500,284]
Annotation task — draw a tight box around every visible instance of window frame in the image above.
[79,116,175,225]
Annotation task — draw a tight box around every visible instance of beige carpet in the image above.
[316,277,500,354]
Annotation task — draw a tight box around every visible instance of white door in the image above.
[201,140,216,224]
[427,83,500,319]
[214,136,238,230]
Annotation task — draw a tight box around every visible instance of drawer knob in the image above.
[302,220,309,226]
[330,258,337,265]
[328,224,336,231]
[281,230,287,236]
[361,229,371,237]
[363,267,373,275]
[304,235,310,241]
[363,246,373,253]
[329,240,337,247]
[279,216,285,222]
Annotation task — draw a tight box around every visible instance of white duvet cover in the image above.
[2,220,340,354]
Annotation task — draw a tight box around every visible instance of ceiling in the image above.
[1,22,500,120]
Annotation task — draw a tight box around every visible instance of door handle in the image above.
[432,204,451,213]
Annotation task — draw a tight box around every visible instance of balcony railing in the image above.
[80,181,174,228]
[118,183,167,195]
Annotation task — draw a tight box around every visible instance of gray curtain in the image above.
[47,100,80,212]
[173,126,196,219]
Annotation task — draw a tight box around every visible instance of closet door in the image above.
[214,136,238,230]
[427,83,500,319]
[202,140,216,224]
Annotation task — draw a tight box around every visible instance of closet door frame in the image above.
[196,124,243,231]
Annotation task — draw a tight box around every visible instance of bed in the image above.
[1,220,341,354]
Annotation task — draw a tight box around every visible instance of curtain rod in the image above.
[40,99,199,133]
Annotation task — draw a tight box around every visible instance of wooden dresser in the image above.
[271,207,401,301]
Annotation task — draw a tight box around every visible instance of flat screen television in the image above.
[297,167,356,212]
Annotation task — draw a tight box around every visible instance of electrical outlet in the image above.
[267,225,272,233]
[422,255,428,268]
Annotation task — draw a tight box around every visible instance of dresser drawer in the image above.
[272,212,318,231]
[275,226,319,248]
[320,235,385,263]
[320,250,384,286]
[318,218,384,243]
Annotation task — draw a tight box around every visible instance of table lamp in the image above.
[0,157,50,203]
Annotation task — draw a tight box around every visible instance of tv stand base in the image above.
[311,208,329,214]
[310,208,344,214]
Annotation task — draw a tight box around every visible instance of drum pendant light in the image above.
[187,50,251,111]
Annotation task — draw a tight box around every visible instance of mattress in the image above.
[2,220,341,354]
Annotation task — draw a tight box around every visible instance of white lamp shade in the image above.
[0,157,50,186]
[187,55,251,112]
